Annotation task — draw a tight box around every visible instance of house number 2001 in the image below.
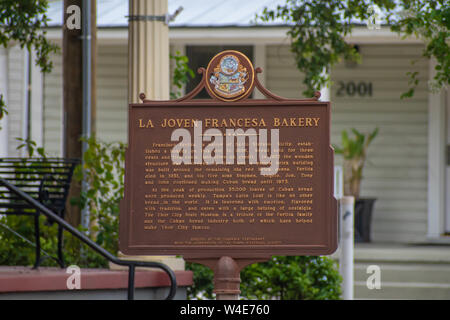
[336,81,373,97]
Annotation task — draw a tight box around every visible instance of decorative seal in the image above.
[205,50,255,102]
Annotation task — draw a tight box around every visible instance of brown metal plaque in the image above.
[119,52,337,259]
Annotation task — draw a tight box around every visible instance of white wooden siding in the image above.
[7,46,25,156]
[43,52,63,156]
[96,44,128,143]
[266,44,428,243]
[43,45,128,154]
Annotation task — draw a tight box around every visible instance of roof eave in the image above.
[44,25,422,45]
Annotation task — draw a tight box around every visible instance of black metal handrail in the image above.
[0,178,177,300]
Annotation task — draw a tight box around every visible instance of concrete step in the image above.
[354,263,450,284]
[353,244,450,264]
[355,281,450,300]
[333,244,450,299]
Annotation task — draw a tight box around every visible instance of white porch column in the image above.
[0,47,9,157]
[128,0,170,103]
[427,59,446,238]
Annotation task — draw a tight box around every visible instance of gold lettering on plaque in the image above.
[273,117,320,127]
[138,114,322,246]
[139,119,154,128]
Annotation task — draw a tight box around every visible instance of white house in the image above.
[0,0,448,246]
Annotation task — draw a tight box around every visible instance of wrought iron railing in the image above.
[0,178,177,300]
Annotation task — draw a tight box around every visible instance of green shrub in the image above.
[186,262,215,299]
[0,137,124,268]
[186,256,342,300]
[241,256,342,300]
[0,215,50,266]
[0,215,107,268]
[71,136,126,255]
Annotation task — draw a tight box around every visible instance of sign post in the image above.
[119,51,338,299]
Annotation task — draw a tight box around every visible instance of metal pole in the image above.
[26,49,32,143]
[81,0,92,231]
[339,196,355,300]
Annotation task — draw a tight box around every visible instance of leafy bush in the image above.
[0,215,50,266]
[241,256,341,300]
[186,262,215,299]
[71,136,126,255]
[0,137,124,268]
[186,256,342,300]
[0,215,107,268]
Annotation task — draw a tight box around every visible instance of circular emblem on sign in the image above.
[205,50,255,102]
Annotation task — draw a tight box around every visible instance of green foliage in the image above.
[0,144,56,266]
[334,128,379,198]
[241,256,342,300]
[0,0,59,129]
[0,0,58,73]
[186,256,342,300]
[0,215,58,266]
[334,128,379,161]
[0,215,108,268]
[15,137,47,158]
[257,0,449,98]
[257,0,377,97]
[389,1,450,95]
[170,51,195,99]
[71,136,126,255]
[62,225,110,268]
[0,94,7,130]
[0,140,109,268]
[186,262,215,299]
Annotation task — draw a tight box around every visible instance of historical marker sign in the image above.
[119,51,337,260]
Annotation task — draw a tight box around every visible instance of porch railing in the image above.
[0,177,177,300]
